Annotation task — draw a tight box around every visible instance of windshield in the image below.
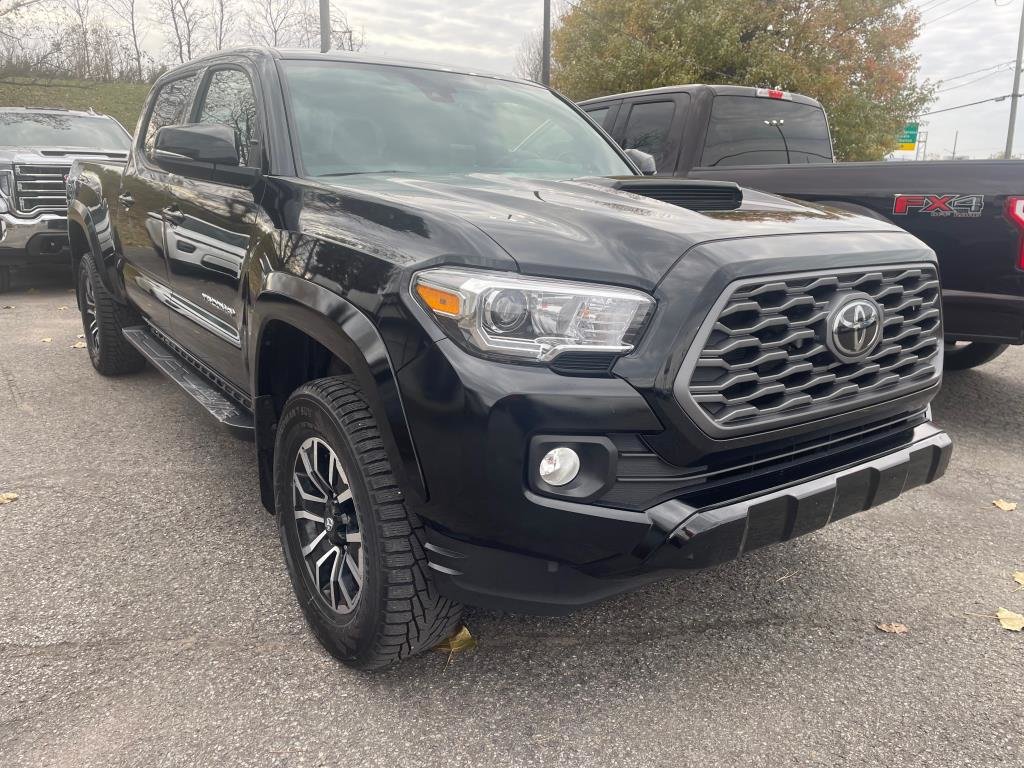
[0,112,130,149]
[701,96,833,167]
[282,60,633,179]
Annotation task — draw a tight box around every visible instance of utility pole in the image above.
[541,0,551,86]
[320,0,331,53]
[951,130,959,160]
[1004,0,1024,158]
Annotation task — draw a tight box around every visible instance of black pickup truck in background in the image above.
[580,85,1024,370]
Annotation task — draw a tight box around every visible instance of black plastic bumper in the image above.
[424,425,951,615]
[942,289,1024,345]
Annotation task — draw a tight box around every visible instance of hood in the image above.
[0,147,128,165]
[319,173,907,290]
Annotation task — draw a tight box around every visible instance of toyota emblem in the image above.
[826,294,883,362]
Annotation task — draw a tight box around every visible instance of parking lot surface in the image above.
[1,273,1022,768]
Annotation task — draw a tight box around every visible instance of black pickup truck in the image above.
[580,86,1024,370]
[68,48,951,669]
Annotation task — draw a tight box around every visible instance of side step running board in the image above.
[123,326,255,440]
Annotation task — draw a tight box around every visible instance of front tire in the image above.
[274,376,463,669]
[943,341,1008,371]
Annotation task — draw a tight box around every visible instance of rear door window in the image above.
[584,106,611,129]
[622,100,677,171]
[700,95,833,167]
[142,75,198,160]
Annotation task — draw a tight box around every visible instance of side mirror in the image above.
[153,124,261,187]
[624,148,657,176]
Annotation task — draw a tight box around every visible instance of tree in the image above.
[63,0,92,74]
[245,0,363,50]
[210,0,236,51]
[551,0,935,161]
[513,28,543,82]
[156,0,208,64]
[104,0,144,79]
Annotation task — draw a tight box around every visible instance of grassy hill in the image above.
[0,78,150,133]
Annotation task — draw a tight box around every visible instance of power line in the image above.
[940,59,1016,82]
[918,93,1021,116]
[917,0,958,13]
[937,64,1017,92]
[921,0,984,26]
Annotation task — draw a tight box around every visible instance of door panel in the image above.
[118,74,199,332]
[163,65,262,391]
[164,177,254,388]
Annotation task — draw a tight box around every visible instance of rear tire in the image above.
[77,254,145,375]
[274,376,463,670]
[943,341,1008,371]
[0,265,10,293]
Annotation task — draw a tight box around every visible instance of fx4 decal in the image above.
[892,194,985,218]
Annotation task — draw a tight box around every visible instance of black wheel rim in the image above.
[84,271,99,354]
[292,436,364,614]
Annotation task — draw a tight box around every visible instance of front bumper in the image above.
[424,424,951,614]
[0,211,69,265]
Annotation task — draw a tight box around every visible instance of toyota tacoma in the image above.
[67,48,952,669]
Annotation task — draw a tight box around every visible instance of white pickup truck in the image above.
[0,107,130,292]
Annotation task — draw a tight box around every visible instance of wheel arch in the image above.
[67,199,126,304]
[252,274,426,514]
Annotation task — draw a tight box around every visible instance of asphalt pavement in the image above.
[1,270,1022,768]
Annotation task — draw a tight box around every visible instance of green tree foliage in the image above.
[552,0,934,160]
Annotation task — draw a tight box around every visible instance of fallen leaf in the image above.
[0,492,18,505]
[40,337,52,343]
[1014,572,1024,589]
[76,334,85,339]
[70,341,87,349]
[876,622,909,635]
[993,499,1018,512]
[434,625,476,653]
[2,305,13,310]
[57,305,68,311]
[434,625,477,672]
[997,608,1024,632]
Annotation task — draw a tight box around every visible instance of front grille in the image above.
[675,265,942,436]
[14,164,71,214]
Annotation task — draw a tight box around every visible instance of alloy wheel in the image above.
[84,271,99,353]
[291,436,364,614]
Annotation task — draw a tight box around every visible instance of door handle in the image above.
[117,191,134,208]
[162,205,185,225]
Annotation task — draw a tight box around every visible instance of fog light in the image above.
[539,447,580,487]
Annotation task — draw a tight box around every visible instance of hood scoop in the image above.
[609,178,743,212]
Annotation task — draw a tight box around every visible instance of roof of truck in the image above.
[180,46,539,89]
[579,84,825,108]
[0,106,111,117]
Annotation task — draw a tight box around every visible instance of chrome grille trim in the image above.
[14,164,71,214]
[674,264,942,437]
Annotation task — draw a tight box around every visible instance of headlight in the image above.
[412,268,654,362]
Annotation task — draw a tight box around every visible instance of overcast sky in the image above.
[338,0,1024,159]
[107,0,1023,159]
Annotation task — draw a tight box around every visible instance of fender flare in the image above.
[251,272,427,511]
[67,199,128,303]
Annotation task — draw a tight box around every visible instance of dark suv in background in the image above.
[0,107,130,292]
